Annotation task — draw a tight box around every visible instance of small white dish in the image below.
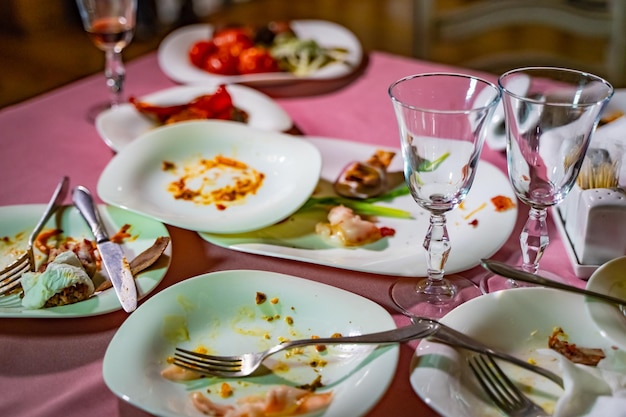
[157,20,363,85]
[411,287,616,417]
[586,256,626,350]
[0,204,170,318]
[103,269,398,417]
[201,137,518,277]
[95,85,293,152]
[97,120,322,233]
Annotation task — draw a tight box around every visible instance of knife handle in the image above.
[72,185,110,243]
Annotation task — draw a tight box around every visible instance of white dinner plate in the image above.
[103,269,398,417]
[157,20,363,85]
[200,137,518,277]
[95,85,293,152]
[0,204,170,318]
[411,288,618,417]
[586,256,626,350]
[97,120,322,234]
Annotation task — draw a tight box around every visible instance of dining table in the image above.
[0,49,589,417]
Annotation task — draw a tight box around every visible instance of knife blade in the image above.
[72,185,137,312]
[481,258,626,307]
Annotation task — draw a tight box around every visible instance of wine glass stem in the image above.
[105,49,125,107]
[520,207,549,274]
[424,213,451,281]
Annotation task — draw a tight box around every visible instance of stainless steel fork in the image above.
[422,317,563,388]
[0,176,69,295]
[468,355,550,417]
[173,321,439,378]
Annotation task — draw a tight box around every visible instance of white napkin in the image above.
[537,348,626,417]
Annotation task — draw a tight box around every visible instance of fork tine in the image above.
[173,356,242,374]
[469,355,522,410]
[468,354,550,417]
[174,348,243,375]
[175,347,242,363]
[0,254,32,295]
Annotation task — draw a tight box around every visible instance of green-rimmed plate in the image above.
[0,204,170,317]
[103,269,398,417]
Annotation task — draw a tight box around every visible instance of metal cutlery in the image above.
[0,176,69,296]
[468,354,550,417]
[73,186,137,312]
[173,317,563,387]
[481,258,626,307]
[173,321,439,378]
[420,317,563,388]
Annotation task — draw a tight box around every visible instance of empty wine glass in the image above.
[388,73,501,318]
[481,67,613,293]
[76,0,137,122]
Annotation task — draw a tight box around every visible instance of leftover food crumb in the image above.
[548,327,605,366]
[256,291,267,304]
[491,195,516,212]
[219,382,233,398]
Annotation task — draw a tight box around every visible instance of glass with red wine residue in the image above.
[76,0,136,122]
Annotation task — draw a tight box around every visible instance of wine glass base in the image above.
[390,275,482,319]
[479,269,564,294]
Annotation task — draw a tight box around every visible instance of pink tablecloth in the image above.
[0,51,582,417]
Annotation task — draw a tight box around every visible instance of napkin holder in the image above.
[556,138,626,278]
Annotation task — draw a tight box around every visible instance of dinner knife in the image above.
[481,258,626,307]
[72,186,137,312]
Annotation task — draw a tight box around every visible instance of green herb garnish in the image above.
[301,185,412,219]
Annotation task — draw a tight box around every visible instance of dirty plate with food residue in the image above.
[97,120,322,234]
[103,269,398,417]
[200,137,518,277]
[0,204,170,318]
[411,287,622,417]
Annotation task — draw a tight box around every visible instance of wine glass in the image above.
[76,0,137,122]
[481,67,614,293]
[388,73,501,318]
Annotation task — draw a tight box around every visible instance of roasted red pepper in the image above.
[129,85,246,124]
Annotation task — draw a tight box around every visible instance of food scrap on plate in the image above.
[5,224,170,310]
[129,85,248,125]
[315,205,395,247]
[334,149,396,199]
[190,386,332,417]
[163,155,265,210]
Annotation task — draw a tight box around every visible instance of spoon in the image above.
[481,258,626,307]
[333,149,404,199]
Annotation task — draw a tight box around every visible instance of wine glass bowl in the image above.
[388,73,501,317]
[76,0,137,121]
[482,67,613,292]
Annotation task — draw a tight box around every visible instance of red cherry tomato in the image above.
[202,49,238,75]
[211,28,254,49]
[188,40,215,68]
[237,47,279,74]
